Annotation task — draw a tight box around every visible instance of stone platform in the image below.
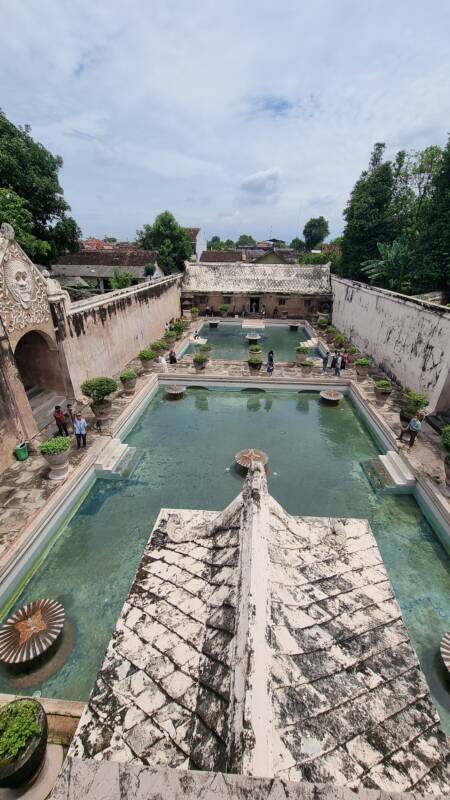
[63,466,449,795]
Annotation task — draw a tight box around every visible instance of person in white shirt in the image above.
[74,413,87,449]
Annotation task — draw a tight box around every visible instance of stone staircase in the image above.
[93,437,140,479]
[362,450,415,493]
[27,386,66,431]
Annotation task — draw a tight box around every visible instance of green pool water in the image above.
[1,389,449,733]
[184,322,321,360]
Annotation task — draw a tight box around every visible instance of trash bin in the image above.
[15,442,29,462]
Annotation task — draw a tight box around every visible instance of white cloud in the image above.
[1,0,450,242]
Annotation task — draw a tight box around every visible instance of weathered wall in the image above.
[60,276,181,394]
[332,276,450,411]
[183,291,331,318]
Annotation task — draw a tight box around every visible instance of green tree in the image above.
[207,235,225,250]
[361,240,414,293]
[103,236,117,243]
[236,234,256,246]
[0,109,80,259]
[415,137,450,290]
[341,143,394,279]
[136,211,192,274]
[110,269,133,289]
[303,216,329,249]
[290,237,306,251]
[50,215,81,256]
[0,188,50,260]
[330,235,344,246]
[224,238,235,249]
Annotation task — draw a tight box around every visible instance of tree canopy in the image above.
[136,211,192,274]
[236,233,256,246]
[0,109,81,261]
[303,216,329,250]
[290,237,306,251]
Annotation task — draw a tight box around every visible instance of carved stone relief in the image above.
[0,238,50,335]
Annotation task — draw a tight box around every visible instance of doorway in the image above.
[14,331,66,430]
[249,297,260,313]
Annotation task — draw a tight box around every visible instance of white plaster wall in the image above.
[331,276,450,411]
[61,277,181,394]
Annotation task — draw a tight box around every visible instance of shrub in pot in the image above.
[151,340,167,352]
[348,345,360,363]
[317,318,328,329]
[374,378,392,399]
[39,436,71,481]
[191,306,199,319]
[81,377,118,419]
[354,357,372,377]
[163,331,176,343]
[172,321,184,339]
[301,358,314,374]
[138,349,156,372]
[0,699,48,789]
[441,425,450,484]
[193,352,208,371]
[249,344,262,354]
[295,344,309,365]
[248,355,263,372]
[325,325,337,342]
[219,303,230,317]
[199,343,212,352]
[120,369,138,395]
[334,333,346,348]
[399,390,428,423]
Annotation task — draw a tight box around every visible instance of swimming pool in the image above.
[183,322,322,360]
[0,388,448,734]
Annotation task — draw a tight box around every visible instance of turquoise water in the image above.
[0,389,449,732]
[184,323,321,360]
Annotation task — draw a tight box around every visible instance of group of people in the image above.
[53,405,88,449]
[321,349,349,376]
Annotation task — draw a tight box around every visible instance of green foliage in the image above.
[0,110,80,261]
[0,700,41,761]
[110,269,133,289]
[120,370,137,382]
[249,344,262,353]
[326,325,337,334]
[348,345,360,354]
[190,306,199,316]
[236,234,256,246]
[290,237,306,251]
[414,137,450,292]
[151,340,166,351]
[296,345,309,353]
[0,188,50,261]
[136,211,192,274]
[81,377,117,401]
[193,352,208,364]
[103,236,117,243]
[144,263,156,277]
[248,355,263,365]
[172,321,184,335]
[298,252,329,265]
[375,379,392,389]
[355,357,371,367]
[219,303,230,316]
[302,359,314,366]
[39,436,70,455]
[334,334,346,346]
[138,349,156,361]
[303,216,329,250]
[441,425,450,455]
[206,235,235,250]
[199,343,212,352]
[401,390,428,417]
[163,330,176,340]
[317,318,328,327]
[361,240,414,293]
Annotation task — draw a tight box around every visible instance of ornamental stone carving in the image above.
[0,229,50,335]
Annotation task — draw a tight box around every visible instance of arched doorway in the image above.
[14,331,66,430]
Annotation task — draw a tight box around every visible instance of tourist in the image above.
[169,349,177,364]
[164,321,170,331]
[261,304,266,318]
[330,351,337,370]
[341,350,349,371]
[267,350,274,375]
[193,330,200,340]
[335,353,342,377]
[65,403,75,432]
[398,413,424,448]
[74,413,87,449]
[158,355,169,372]
[321,352,329,373]
[251,302,257,314]
[53,405,69,437]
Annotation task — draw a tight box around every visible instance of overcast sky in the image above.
[2,1,450,243]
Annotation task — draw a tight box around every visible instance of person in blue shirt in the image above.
[398,413,424,448]
[74,413,87,449]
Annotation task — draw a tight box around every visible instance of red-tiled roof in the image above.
[200,250,244,263]
[55,249,158,267]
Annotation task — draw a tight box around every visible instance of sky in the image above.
[2,0,450,243]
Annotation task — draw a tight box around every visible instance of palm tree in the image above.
[361,240,413,293]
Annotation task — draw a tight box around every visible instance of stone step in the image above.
[379,450,415,490]
[94,438,138,478]
[29,391,67,431]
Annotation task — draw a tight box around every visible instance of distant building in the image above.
[200,247,299,264]
[53,249,163,293]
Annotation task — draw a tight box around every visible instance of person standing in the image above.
[74,413,87,449]
[330,351,337,370]
[341,350,349,371]
[267,350,274,375]
[169,349,177,364]
[335,353,342,377]
[261,304,266,318]
[65,403,75,433]
[398,413,424,448]
[53,405,69,436]
[321,351,329,373]
[158,355,169,372]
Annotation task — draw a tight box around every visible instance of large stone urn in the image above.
[42,450,70,481]
[0,700,48,789]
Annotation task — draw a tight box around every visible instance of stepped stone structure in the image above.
[58,464,449,797]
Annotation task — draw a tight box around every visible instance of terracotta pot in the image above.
[445,457,450,485]
[355,365,370,377]
[374,387,392,402]
[296,352,308,365]
[0,701,48,789]
[139,358,154,373]
[42,449,70,481]
[301,363,314,375]
[120,378,137,396]
[194,362,207,371]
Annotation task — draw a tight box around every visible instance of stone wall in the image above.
[60,276,181,394]
[186,291,331,318]
[331,276,450,411]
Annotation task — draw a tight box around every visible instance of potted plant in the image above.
[193,352,208,371]
[164,330,176,344]
[399,390,428,423]
[248,355,263,373]
[151,340,167,353]
[172,321,184,339]
[249,344,262,354]
[374,378,393,400]
[219,303,230,317]
[334,333,346,348]
[325,325,337,343]
[301,358,314,374]
[0,699,48,789]
[81,378,117,425]
[295,345,309,365]
[120,369,138,395]
[138,349,156,372]
[347,345,360,363]
[441,425,450,484]
[354,357,372,377]
[39,436,71,481]
[199,343,212,353]
[191,307,199,319]
[317,318,328,330]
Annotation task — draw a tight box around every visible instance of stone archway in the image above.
[14,330,66,430]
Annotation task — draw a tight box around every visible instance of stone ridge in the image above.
[68,467,449,795]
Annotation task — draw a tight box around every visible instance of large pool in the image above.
[0,388,449,733]
[183,322,321,360]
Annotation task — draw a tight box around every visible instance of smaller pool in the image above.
[183,322,322,361]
